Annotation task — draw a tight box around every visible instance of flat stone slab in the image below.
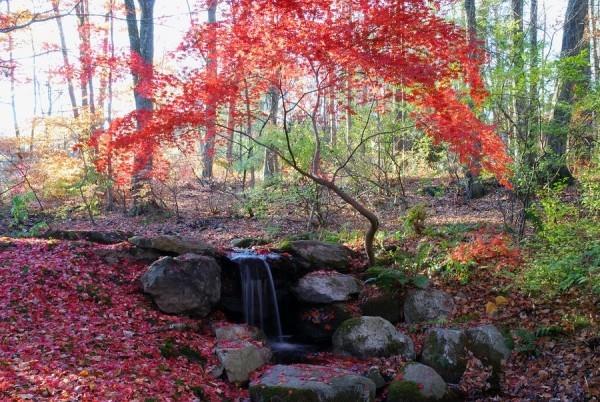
[250,364,375,401]
[129,235,215,256]
[44,229,132,244]
[287,240,352,272]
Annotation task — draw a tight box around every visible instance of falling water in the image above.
[229,251,283,341]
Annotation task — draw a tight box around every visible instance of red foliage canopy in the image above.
[92,0,512,185]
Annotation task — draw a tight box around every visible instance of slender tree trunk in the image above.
[76,1,91,112]
[125,0,156,214]
[202,0,218,179]
[226,100,236,163]
[53,0,79,119]
[30,26,39,152]
[329,80,337,146]
[263,86,279,179]
[7,0,20,139]
[547,0,589,180]
[512,0,528,142]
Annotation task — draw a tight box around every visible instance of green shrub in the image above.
[522,184,600,296]
[405,204,427,235]
[365,266,429,291]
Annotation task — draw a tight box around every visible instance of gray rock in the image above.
[214,323,265,342]
[466,324,511,388]
[230,237,269,248]
[45,229,132,244]
[140,254,221,315]
[215,340,271,383]
[365,366,386,389]
[294,271,362,304]
[392,363,448,401]
[333,316,415,360]
[466,324,511,369]
[420,328,467,383]
[403,289,454,324]
[287,240,352,272]
[129,235,215,256]
[249,364,376,401]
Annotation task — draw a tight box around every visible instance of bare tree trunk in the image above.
[512,0,528,142]
[547,0,589,181]
[53,0,79,119]
[202,0,218,179]
[263,86,279,179]
[345,75,352,149]
[329,81,337,146]
[7,0,20,139]
[226,100,236,163]
[30,26,39,152]
[125,0,156,214]
[76,0,90,112]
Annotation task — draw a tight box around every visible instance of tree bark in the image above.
[7,0,20,139]
[53,0,79,119]
[202,0,218,179]
[263,86,279,179]
[547,0,589,181]
[125,0,156,214]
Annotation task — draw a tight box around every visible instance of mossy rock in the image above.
[249,385,321,402]
[388,363,448,401]
[420,329,467,383]
[250,364,375,402]
[387,381,427,402]
[333,316,415,360]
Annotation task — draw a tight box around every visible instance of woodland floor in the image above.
[0,179,598,401]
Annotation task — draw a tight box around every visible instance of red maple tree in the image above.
[92,0,512,263]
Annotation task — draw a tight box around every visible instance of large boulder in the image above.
[249,364,376,402]
[466,324,511,387]
[333,316,415,360]
[140,254,221,315]
[387,363,448,402]
[420,328,467,383]
[129,235,215,256]
[286,240,352,272]
[215,340,271,383]
[403,289,454,324]
[359,286,403,323]
[294,271,362,304]
[296,303,360,343]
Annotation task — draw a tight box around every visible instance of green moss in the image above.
[387,380,426,402]
[383,338,404,356]
[249,385,320,402]
[335,317,362,338]
[277,239,293,252]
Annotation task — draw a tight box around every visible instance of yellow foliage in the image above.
[495,295,509,306]
[30,152,84,199]
[485,301,498,317]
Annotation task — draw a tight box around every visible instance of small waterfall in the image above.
[230,251,283,341]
